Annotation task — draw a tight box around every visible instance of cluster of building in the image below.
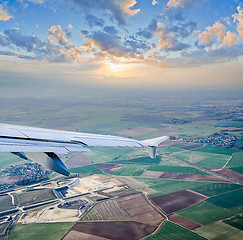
[183,132,242,149]
[0,163,49,190]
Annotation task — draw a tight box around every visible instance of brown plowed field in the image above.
[140,170,231,182]
[95,163,123,174]
[159,172,231,182]
[140,171,164,178]
[179,144,204,150]
[118,193,164,225]
[151,189,207,214]
[209,168,243,182]
[66,153,92,168]
[169,214,201,230]
[62,221,155,240]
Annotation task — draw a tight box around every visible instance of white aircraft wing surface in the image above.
[0,123,168,176]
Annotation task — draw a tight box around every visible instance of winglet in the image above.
[140,136,169,159]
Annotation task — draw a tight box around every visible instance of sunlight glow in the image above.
[108,62,125,72]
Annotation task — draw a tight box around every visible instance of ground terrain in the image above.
[0,92,242,239]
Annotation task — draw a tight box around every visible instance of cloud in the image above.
[82,29,150,59]
[25,0,45,4]
[0,33,10,46]
[223,31,237,47]
[48,25,68,45]
[167,0,196,9]
[169,21,197,38]
[4,28,43,52]
[137,19,158,39]
[233,6,243,39]
[103,26,118,34]
[156,22,189,51]
[152,0,158,6]
[68,0,140,25]
[0,50,18,56]
[0,4,12,21]
[64,24,73,39]
[183,42,243,65]
[199,21,238,47]
[85,15,105,28]
[82,30,131,57]
[0,27,87,63]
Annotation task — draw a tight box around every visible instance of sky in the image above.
[0,0,243,95]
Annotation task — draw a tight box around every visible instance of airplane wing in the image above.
[0,123,168,176]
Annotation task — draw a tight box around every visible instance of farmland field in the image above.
[113,164,148,176]
[69,164,105,174]
[144,221,206,240]
[192,182,243,197]
[192,145,239,155]
[194,222,243,240]
[9,222,73,240]
[207,188,243,208]
[63,221,155,240]
[151,190,207,214]
[81,199,131,221]
[146,165,208,175]
[215,120,243,128]
[227,152,243,168]
[0,152,24,169]
[0,194,15,212]
[13,189,56,207]
[230,166,243,174]
[135,178,209,197]
[177,201,242,225]
[224,213,243,231]
[109,156,161,165]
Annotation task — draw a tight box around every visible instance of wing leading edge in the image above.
[0,123,168,176]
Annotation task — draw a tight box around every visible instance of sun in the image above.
[108,62,125,72]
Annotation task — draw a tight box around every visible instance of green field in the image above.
[192,182,243,197]
[113,164,148,176]
[159,147,183,153]
[224,213,243,231]
[195,153,229,168]
[227,152,243,168]
[13,189,56,207]
[70,164,105,174]
[0,195,15,212]
[0,152,24,169]
[215,120,243,128]
[177,123,219,138]
[146,165,208,175]
[177,201,235,225]
[194,222,243,240]
[135,178,208,198]
[192,145,239,155]
[144,221,206,240]
[9,223,73,240]
[230,167,243,174]
[109,156,161,165]
[86,147,134,164]
[173,150,230,168]
[207,188,243,208]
